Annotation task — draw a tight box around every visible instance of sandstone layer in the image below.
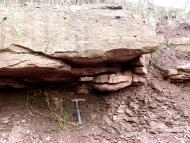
[164,63,190,82]
[0,4,160,91]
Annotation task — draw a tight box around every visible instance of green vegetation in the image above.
[26,89,72,129]
[58,115,67,129]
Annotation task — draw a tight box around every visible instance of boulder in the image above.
[1,5,160,65]
[0,4,160,90]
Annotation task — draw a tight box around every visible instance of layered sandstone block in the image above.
[164,63,190,82]
[94,71,133,91]
[0,4,160,91]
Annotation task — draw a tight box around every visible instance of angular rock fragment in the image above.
[131,54,150,78]
[132,67,148,75]
[132,74,146,84]
[131,54,150,67]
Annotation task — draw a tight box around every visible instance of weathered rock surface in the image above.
[94,71,132,91]
[131,54,150,67]
[166,37,190,52]
[94,71,132,84]
[167,37,190,46]
[164,63,190,82]
[132,74,146,84]
[177,63,190,72]
[0,4,160,91]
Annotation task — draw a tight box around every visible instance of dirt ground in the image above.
[0,46,190,143]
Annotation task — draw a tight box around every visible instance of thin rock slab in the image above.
[177,63,190,72]
[94,71,132,84]
[94,82,132,92]
[94,71,132,91]
[132,74,146,84]
[164,63,190,82]
[0,45,71,77]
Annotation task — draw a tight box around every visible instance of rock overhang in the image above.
[0,4,161,91]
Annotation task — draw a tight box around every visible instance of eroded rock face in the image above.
[0,4,160,91]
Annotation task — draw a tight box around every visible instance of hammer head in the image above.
[72,99,86,103]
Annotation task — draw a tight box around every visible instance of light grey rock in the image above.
[0,4,160,89]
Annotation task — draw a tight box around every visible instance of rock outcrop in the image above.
[0,4,160,91]
[164,63,190,82]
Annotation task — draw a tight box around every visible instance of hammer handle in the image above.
[76,108,82,125]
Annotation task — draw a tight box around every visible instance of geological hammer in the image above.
[72,99,86,125]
